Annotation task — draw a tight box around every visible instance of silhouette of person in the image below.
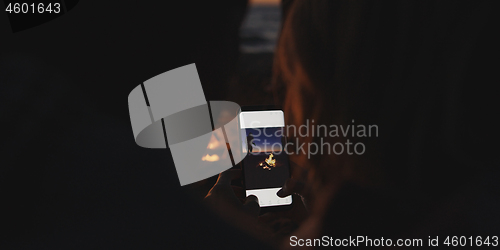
[246,133,256,153]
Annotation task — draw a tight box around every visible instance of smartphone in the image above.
[238,105,292,213]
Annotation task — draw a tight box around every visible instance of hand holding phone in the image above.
[204,169,261,216]
[239,106,293,213]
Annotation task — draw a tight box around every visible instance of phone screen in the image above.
[239,109,292,208]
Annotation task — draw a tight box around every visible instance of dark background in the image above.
[1,0,499,249]
[0,1,273,249]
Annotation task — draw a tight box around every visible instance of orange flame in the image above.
[207,135,221,149]
[265,153,276,167]
[202,154,219,162]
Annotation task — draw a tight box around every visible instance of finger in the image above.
[231,185,245,193]
[277,178,305,197]
[242,195,260,216]
[231,185,245,199]
[216,169,242,186]
[238,197,246,203]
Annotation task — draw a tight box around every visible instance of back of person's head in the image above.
[273,0,499,238]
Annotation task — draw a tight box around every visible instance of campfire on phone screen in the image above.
[258,153,276,170]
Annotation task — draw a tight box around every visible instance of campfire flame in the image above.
[202,154,219,162]
[265,153,276,167]
[203,133,223,162]
[259,153,276,170]
[207,134,221,149]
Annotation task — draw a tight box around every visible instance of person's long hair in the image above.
[272,0,497,238]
